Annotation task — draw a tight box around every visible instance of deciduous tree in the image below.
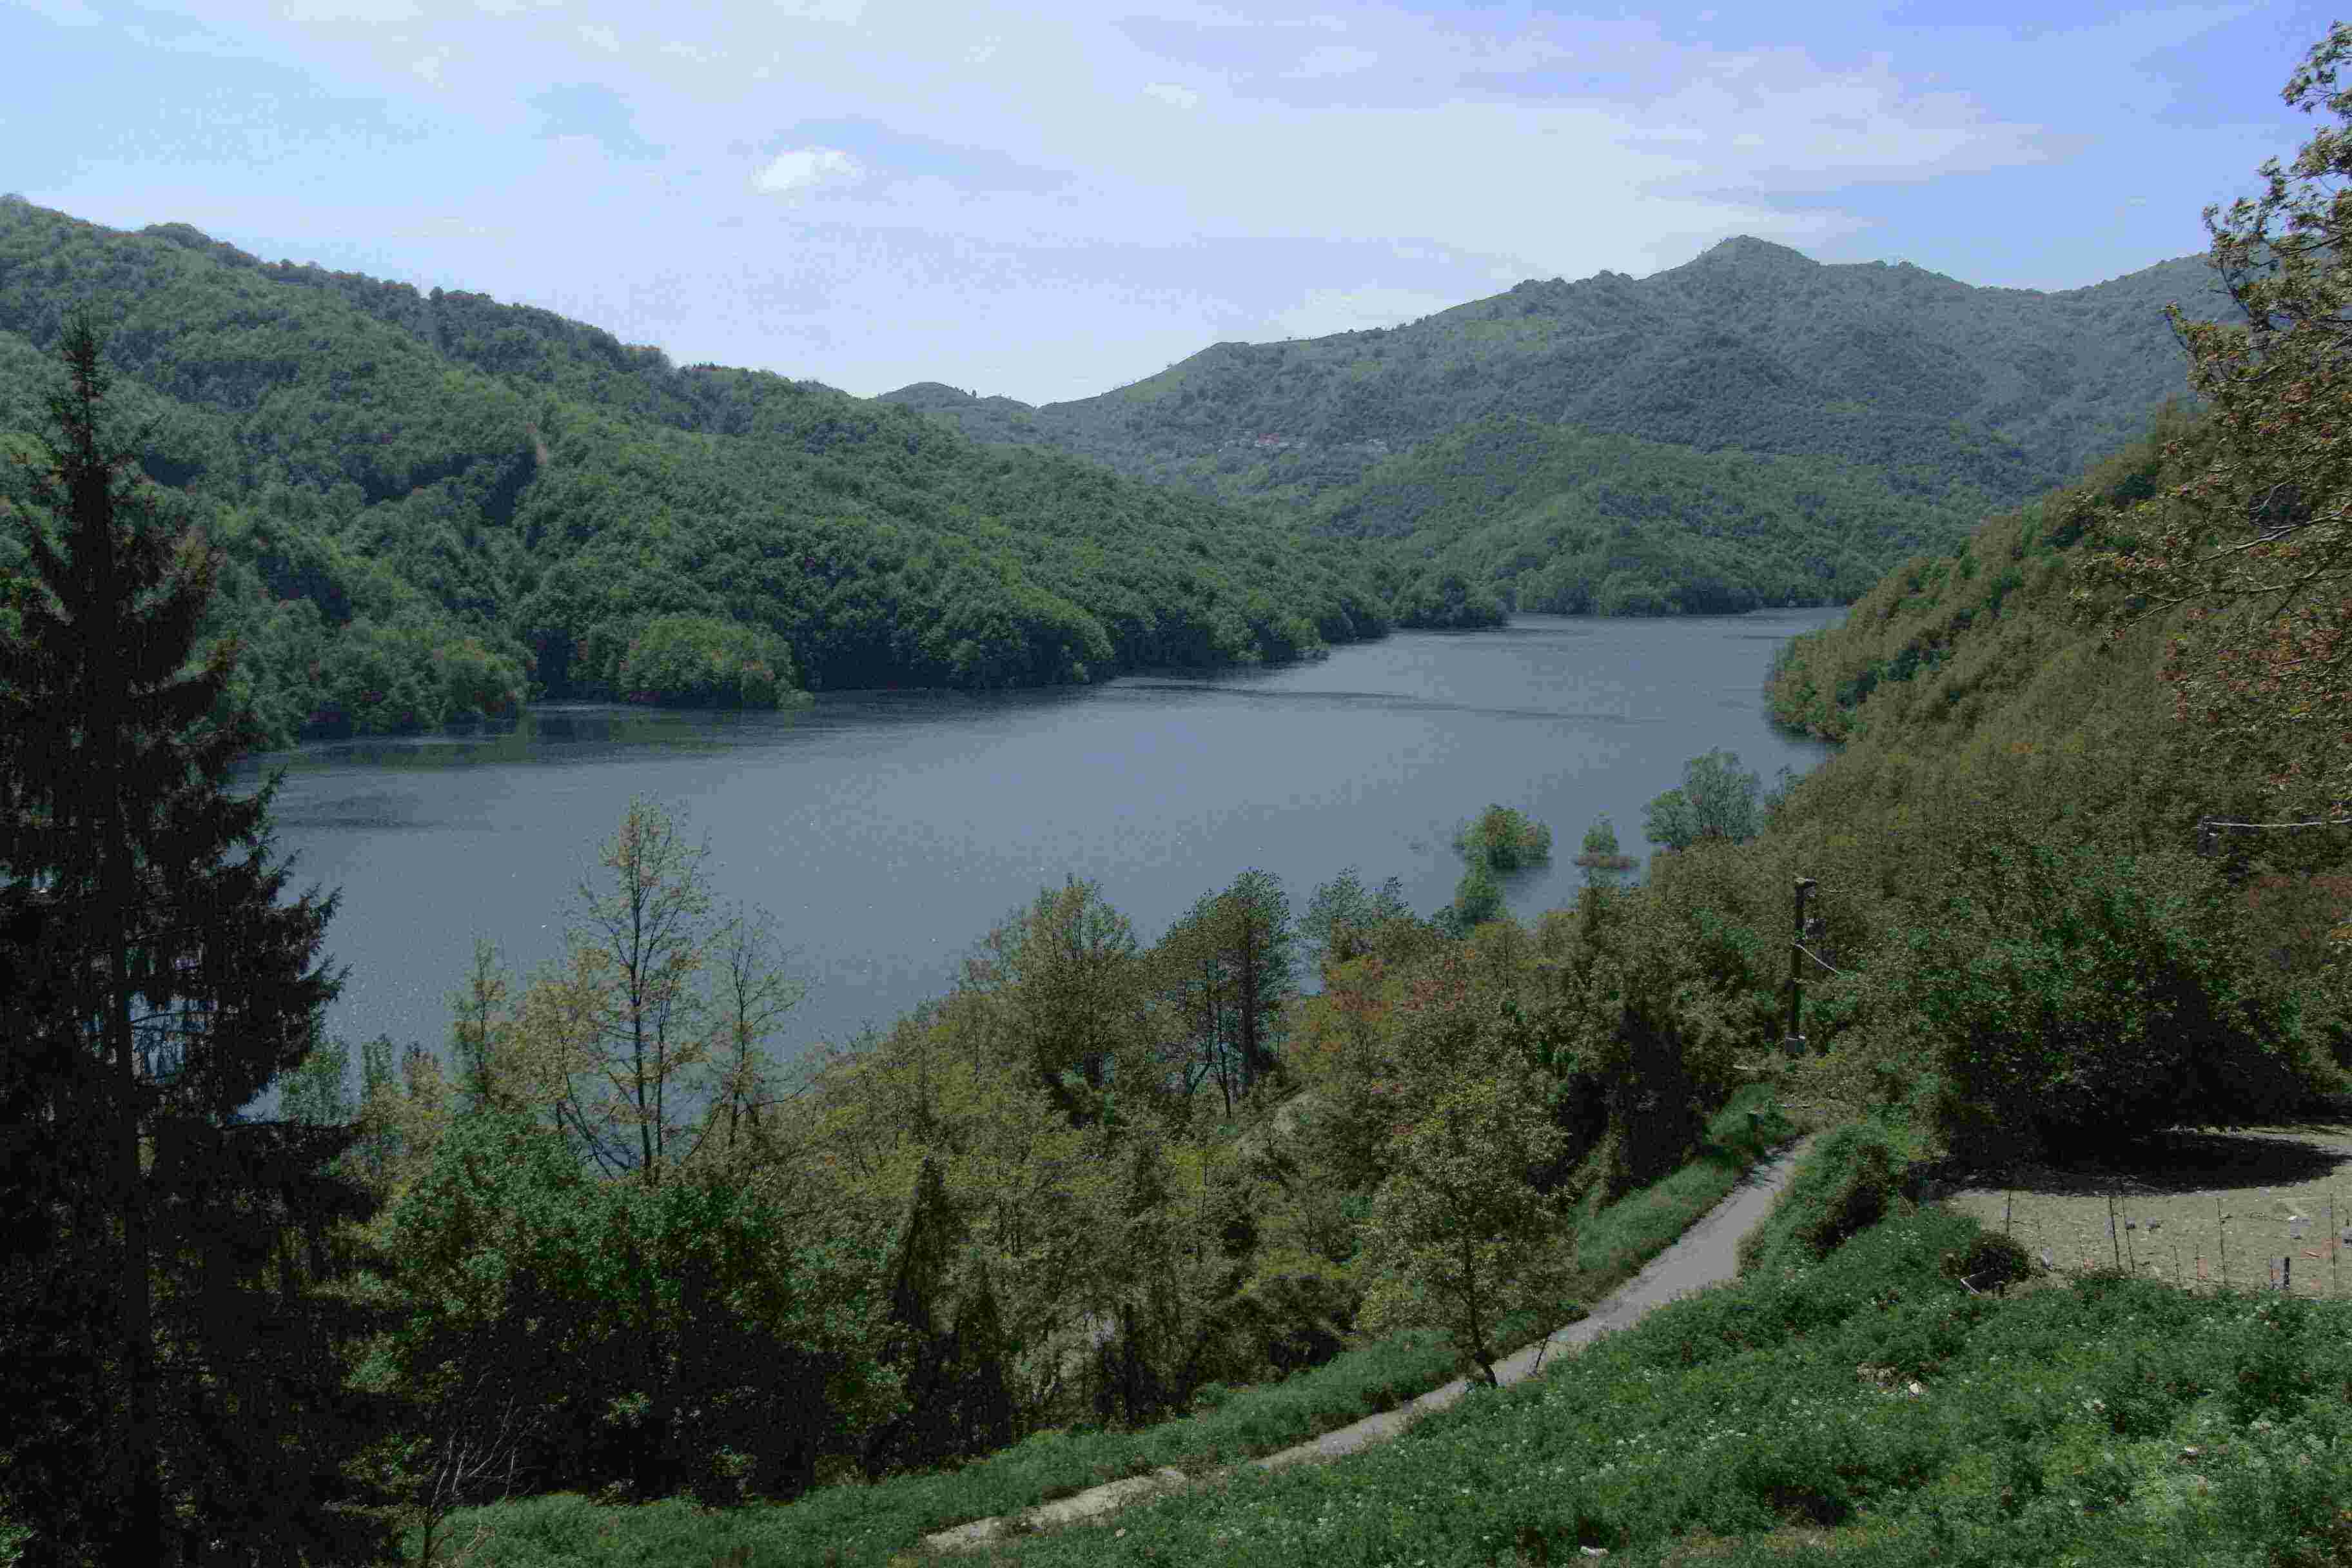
[1642,749,1767,851]
[1357,1068,1573,1389]
[2079,23,2352,809]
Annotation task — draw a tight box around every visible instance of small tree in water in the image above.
[1642,750,1765,851]
[1574,814,1640,887]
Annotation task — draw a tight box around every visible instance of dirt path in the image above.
[922,1136,1816,1553]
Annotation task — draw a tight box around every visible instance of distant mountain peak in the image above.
[1694,235,1819,267]
[881,380,977,402]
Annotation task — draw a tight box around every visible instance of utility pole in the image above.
[1784,876,1817,1057]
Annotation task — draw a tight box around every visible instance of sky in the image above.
[4,0,2342,405]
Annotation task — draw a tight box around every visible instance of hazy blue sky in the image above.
[5,1,2337,403]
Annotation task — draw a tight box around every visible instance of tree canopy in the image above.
[0,201,1391,750]
[2077,23,2352,813]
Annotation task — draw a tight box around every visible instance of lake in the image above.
[224,608,1843,1112]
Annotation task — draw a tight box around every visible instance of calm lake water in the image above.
[225,609,1843,1112]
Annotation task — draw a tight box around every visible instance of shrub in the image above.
[615,612,798,708]
[1892,836,2331,1162]
[1739,1116,1924,1277]
[1939,1230,2034,1296]
[1453,803,1554,873]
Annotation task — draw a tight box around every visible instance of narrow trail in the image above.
[922,1135,1817,1554]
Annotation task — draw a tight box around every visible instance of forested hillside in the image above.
[0,198,1389,749]
[1308,414,2014,616]
[886,239,2226,516]
[17,19,2352,1566]
[885,237,2229,627]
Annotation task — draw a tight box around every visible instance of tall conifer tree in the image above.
[0,310,393,1564]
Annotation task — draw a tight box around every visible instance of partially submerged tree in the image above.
[1642,749,1767,852]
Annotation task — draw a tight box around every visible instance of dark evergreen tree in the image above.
[859,1153,1014,1475]
[1220,869,1297,1106]
[0,310,396,1565]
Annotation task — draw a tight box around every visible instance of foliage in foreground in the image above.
[387,1088,1793,1567]
[952,1141,2352,1568]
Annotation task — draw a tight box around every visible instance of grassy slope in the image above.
[405,1088,1799,1567]
[427,1102,2352,1568]
[916,1116,2352,1568]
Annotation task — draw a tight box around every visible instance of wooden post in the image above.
[1785,877,1816,1053]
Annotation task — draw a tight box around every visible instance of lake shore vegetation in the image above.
[0,202,1391,751]
[14,26,2352,1567]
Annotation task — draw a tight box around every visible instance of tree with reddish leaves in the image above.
[2080,23,2352,812]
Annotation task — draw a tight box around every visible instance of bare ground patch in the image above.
[1943,1110,2352,1297]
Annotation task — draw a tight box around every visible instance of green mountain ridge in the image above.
[0,200,1391,748]
[879,237,2229,622]
[883,237,2228,516]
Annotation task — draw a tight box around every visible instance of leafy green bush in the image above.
[1737,1115,1925,1278]
[1889,836,2330,1162]
[1451,803,1553,873]
[1939,1229,2034,1296]
[614,611,799,709]
[1642,749,1767,851]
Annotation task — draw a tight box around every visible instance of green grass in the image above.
[411,1086,1799,1567]
[927,1128,2352,1568]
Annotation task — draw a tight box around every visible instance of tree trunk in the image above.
[106,790,162,1560]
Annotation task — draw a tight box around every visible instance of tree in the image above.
[1642,749,1767,851]
[1357,1068,1573,1389]
[279,1028,355,1128]
[2078,23,2352,811]
[1298,865,1413,977]
[860,1154,1014,1475]
[1574,814,1639,888]
[1436,860,1506,936]
[972,876,1149,1126]
[0,310,396,1564]
[1452,803,1553,873]
[526,794,725,1187]
[447,936,519,1118]
[1891,837,2325,1164]
[1155,871,1298,1116]
[686,902,810,1182]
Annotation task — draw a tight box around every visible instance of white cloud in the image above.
[661,39,714,64]
[65,0,2249,403]
[21,0,101,26]
[751,146,866,197]
[774,0,865,22]
[276,0,420,21]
